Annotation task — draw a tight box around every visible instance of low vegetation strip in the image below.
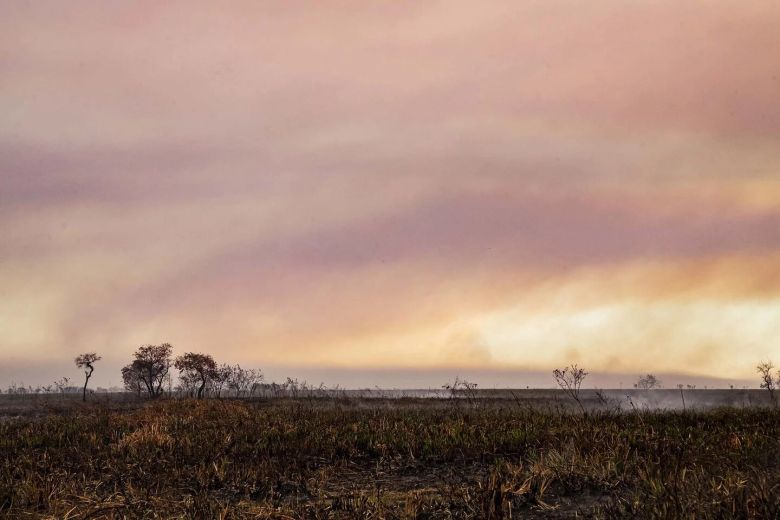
[0,399,778,519]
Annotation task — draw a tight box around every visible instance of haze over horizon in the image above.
[2,1,780,388]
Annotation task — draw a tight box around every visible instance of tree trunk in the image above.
[82,365,93,402]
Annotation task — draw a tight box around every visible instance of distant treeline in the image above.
[3,343,778,410]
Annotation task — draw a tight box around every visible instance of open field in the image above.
[0,388,773,419]
[1,395,778,519]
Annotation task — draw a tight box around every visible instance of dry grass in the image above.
[0,398,778,518]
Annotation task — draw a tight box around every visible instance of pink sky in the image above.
[2,1,779,387]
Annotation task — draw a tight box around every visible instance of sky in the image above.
[2,1,779,388]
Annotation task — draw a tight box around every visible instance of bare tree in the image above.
[228,365,264,397]
[248,371,265,397]
[442,377,479,406]
[210,363,231,398]
[127,343,173,398]
[174,352,217,399]
[74,353,101,402]
[53,377,70,396]
[553,364,588,413]
[284,377,300,398]
[635,374,662,390]
[757,361,777,407]
[175,370,199,397]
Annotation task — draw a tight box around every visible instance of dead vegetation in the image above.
[0,398,778,519]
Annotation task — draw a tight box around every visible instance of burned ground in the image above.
[0,396,778,518]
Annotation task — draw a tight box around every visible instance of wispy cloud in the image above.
[1,1,779,384]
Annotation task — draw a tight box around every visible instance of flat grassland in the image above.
[1,396,778,519]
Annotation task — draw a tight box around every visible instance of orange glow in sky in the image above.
[2,1,779,386]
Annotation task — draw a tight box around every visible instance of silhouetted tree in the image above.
[176,370,199,397]
[53,377,70,395]
[757,361,777,407]
[121,364,143,397]
[635,374,661,390]
[211,363,232,398]
[74,353,101,402]
[128,343,173,398]
[553,364,588,413]
[227,365,264,397]
[174,352,217,399]
[442,377,479,405]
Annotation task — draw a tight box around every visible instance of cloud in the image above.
[1,1,779,383]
